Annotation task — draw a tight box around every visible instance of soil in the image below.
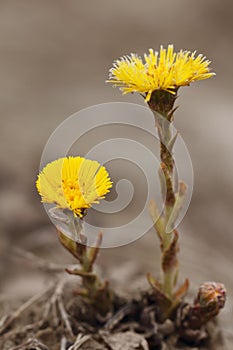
[0,279,230,350]
[0,243,232,350]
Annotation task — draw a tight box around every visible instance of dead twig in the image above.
[67,334,92,350]
[41,279,74,337]
[60,336,67,350]
[9,338,49,350]
[13,247,69,273]
[104,302,138,331]
[0,285,54,335]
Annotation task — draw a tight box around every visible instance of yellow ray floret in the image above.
[108,45,215,102]
[36,156,112,217]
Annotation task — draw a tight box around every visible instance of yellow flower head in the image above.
[36,156,112,218]
[108,45,215,102]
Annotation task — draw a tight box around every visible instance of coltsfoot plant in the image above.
[108,45,226,331]
[36,156,113,316]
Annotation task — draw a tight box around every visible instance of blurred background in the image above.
[0,0,232,326]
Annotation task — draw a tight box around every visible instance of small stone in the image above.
[100,331,149,350]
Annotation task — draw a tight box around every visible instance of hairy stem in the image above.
[148,90,179,299]
[57,218,112,316]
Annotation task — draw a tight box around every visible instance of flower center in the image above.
[62,179,83,203]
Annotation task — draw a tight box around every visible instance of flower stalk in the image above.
[57,222,112,317]
[147,90,189,321]
[149,90,180,300]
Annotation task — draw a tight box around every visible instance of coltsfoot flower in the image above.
[177,282,226,334]
[108,45,215,102]
[36,156,112,218]
[197,281,226,312]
